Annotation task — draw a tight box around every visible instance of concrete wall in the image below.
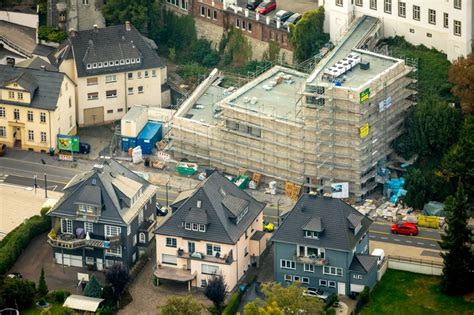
[388,257,443,276]
[0,10,39,30]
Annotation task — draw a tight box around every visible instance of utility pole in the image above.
[165,177,170,209]
[277,198,281,227]
[44,173,48,198]
[34,174,37,194]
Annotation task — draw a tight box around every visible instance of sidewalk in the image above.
[370,240,443,263]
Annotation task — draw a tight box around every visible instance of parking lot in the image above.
[237,0,319,15]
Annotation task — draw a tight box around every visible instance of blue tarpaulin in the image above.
[386,177,406,204]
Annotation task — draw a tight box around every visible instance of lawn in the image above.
[361,270,474,315]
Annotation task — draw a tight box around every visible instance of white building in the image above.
[324,0,473,61]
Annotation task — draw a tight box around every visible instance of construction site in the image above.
[170,15,417,200]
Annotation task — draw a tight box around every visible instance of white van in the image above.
[371,248,385,265]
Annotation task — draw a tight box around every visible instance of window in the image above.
[202,264,219,275]
[280,259,296,270]
[40,112,46,123]
[78,204,95,213]
[184,222,191,230]
[443,13,449,28]
[384,0,392,14]
[428,9,436,25]
[201,280,207,287]
[319,279,327,287]
[284,274,292,282]
[353,274,363,280]
[28,130,34,141]
[139,232,146,243]
[304,230,320,239]
[82,0,89,4]
[84,222,93,234]
[27,111,33,122]
[192,223,198,231]
[213,10,217,20]
[106,75,117,83]
[242,21,246,30]
[105,225,121,237]
[188,241,195,253]
[8,91,14,99]
[87,77,98,85]
[166,237,177,248]
[0,126,5,137]
[454,20,461,36]
[398,2,406,17]
[106,90,117,98]
[40,132,46,143]
[61,218,73,234]
[336,0,343,7]
[302,277,310,284]
[370,0,376,10]
[413,5,420,21]
[248,22,252,32]
[133,234,137,246]
[128,73,133,80]
[0,107,4,117]
[107,109,113,114]
[127,225,131,236]
[206,244,221,256]
[454,0,461,9]
[139,209,144,225]
[236,19,240,28]
[138,86,144,94]
[201,6,205,17]
[207,8,211,18]
[69,97,71,108]
[118,108,123,112]
[144,71,149,78]
[355,0,362,6]
[323,266,343,277]
[328,281,336,288]
[106,246,122,257]
[304,264,314,273]
[128,87,133,95]
[18,92,23,100]
[427,32,432,38]
[88,92,98,100]
[199,224,206,232]
[14,109,19,120]
[152,70,157,77]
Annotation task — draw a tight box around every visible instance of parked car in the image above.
[246,0,263,10]
[156,203,169,216]
[0,143,6,156]
[7,272,23,279]
[303,288,329,300]
[274,10,293,23]
[79,142,91,154]
[283,13,302,27]
[256,1,276,15]
[263,220,275,232]
[391,222,419,236]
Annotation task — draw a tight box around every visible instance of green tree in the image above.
[158,10,197,52]
[289,7,329,62]
[159,295,204,315]
[222,28,252,66]
[0,278,36,310]
[204,275,227,311]
[243,283,323,315]
[84,275,102,298]
[37,267,49,297]
[439,187,474,294]
[102,0,155,30]
[105,263,129,300]
[263,40,281,62]
[448,53,474,114]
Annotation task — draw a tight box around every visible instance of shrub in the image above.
[221,291,242,315]
[177,63,209,80]
[38,267,49,297]
[324,293,338,310]
[0,278,36,310]
[97,306,113,315]
[359,286,370,305]
[38,26,67,43]
[84,275,102,298]
[48,290,70,303]
[325,307,337,315]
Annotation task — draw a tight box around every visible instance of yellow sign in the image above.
[360,88,370,103]
[359,123,370,138]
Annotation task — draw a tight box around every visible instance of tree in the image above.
[222,28,252,67]
[438,187,474,295]
[243,282,323,315]
[263,40,281,62]
[105,263,130,299]
[0,278,36,310]
[289,8,329,62]
[84,275,102,298]
[159,295,204,315]
[204,275,227,311]
[448,53,474,113]
[37,267,49,297]
[102,0,152,30]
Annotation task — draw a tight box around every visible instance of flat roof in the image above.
[122,105,147,122]
[308,15,399,89]
[225,66,306,122]
[63,295,104,312]
[184,84,226,125]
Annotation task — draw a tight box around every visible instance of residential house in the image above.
[0,64,76,152]
[155,171,268,291]
[272,194,378,295]
[47,159,158,270]
[49,22,169,127]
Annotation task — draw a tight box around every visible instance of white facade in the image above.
[324,0,473,61]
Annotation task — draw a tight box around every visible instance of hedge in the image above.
[221,290,242,315]
[0,207,51,275]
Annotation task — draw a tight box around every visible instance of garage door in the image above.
[350,284,365,293]
[83,107,104,126]
[55,252,83,267]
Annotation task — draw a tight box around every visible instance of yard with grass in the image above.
[361,270,474,315]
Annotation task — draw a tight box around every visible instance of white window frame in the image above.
[106,246,122,257]
[84,222,93,234]
[328,280,337,288]
[106,90,117,99]
[202,264,219,275]
[199,224,206,232]
[28,130,34,141]
[133,234,137,246]
[319,279,327,287]
[384,0,392,14]
[353,274,363,280]
[0,107,5,117]
[355,0,362,6]
[454,0,461,10]
[105,74,117,83]
[280,259,296,270]
[284,274,292,282]
[40,112,46,123]
[302,277,310,284]
[323,266,343,277]
[336,0,343,7]
[398,2,406,18]
[27,111,33,121]
[105,225,121,237]
[304,264,314,273]
[454,20,461,36]
[40,132,47,143]
[127,225,131,236]
[139,232,146,243]
[166,237,177,248]
[139,209,144,225]
[428,9,436,25]
[138,86,144,94]
[61,218,73,234]
[184,222,191,230]
[0,126,5,138]
[293,275,301,282]
[443,13,449,28]
[413,5,420,21]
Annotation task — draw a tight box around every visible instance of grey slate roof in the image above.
[0,65,67,111]
[2,72,38,94]
[74,185,101,207]
[222,194,249,218]
[156,172,266,245]
[183,207,209,225]
[48,159,150,226]
[16,56,58,72]
[347,212,363,229]
[271,195,372,251]
[302,216,324,232]
[52,24,163,77]
[349,254,378,273]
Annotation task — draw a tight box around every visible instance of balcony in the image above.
[47,232,114,250]
[294,254,328,266]
[177,249,233,265]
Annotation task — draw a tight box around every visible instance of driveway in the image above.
[9,233,105,294]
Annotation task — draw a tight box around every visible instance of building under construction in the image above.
[171,16,417,199]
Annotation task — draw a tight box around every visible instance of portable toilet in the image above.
[136,122,163,155]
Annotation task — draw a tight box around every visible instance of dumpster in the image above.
[176,162,198,176]
[122,137,137,152]
[136,122,163,155]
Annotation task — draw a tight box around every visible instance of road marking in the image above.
[381,237,388,240]
[394,239,400,242]
[369,235,376,238]
[430,244,437,247]
[1,157,85,172]
[405,240,412,243]
[369,230,440,242]
[417,242,425,245]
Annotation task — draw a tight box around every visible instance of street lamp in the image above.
[44,173,48,198]
[165,177,170,209]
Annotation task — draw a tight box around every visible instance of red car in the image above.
[256,1,276,15]
[391,223,419,236]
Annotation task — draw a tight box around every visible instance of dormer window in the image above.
[120,59,125,65]
[302,216,324,238]
[131,59,136,64]
[192,223,198,231]
[115,60,119,66]
[236,206,248,224]
[185,222,191,230]
[184,221,206,232]
[93,63,97,68]
[126,59,130,64]
[98,62,102,68]
[87,64,92,69]
[136,58,140,63]
[304,230,320,239]
[78,204,95,214]
[199,224,206,232]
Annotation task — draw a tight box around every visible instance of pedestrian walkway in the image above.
[370,240,443,262]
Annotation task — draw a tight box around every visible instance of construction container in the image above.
[121,105,148,138]
[417,215,440,229]
[176,162,198,175]
[121,137,137,152]
[136,122,163,155]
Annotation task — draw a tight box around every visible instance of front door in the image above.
[13,127,21,148]
[337,282,346,295]
[96,258,103,271]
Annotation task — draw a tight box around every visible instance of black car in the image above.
[156,203,169,216]
[274,10,294,23]
[79,142,91,154]
[246,0,263,10]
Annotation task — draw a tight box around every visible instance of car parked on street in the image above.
[78,142,91,154]
[303,288,329,300]
[273,10,293,23]
[256,1,276,15]
[156,203,169,216]
[263,220,275,232]
[246,0,263,10]
[283,13,302,28]
[391,222,419,236]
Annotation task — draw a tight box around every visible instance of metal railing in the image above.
[388,255,443,267]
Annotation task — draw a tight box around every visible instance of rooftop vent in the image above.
[360,61,370,70]
[93,164,104,173]
[125,21,131,31]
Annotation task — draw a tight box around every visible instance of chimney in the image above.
[125,21,131,31]
[93,24,98,31]
[40,65,46,71]
[266,16,270,25]
[245,9,249,17]
[277,20,281,29]
[256,13,260,21]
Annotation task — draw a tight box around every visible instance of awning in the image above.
[154,265,196,282]
[63,295,104,312]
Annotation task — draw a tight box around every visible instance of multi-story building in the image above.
[171,15,416,199]
[272,194,378,295]
[324,0,473,61]
[47,159,158,270]
[49,22,169,127]
[154,171,268,291]
[47,0,105,32]
[0,64,76,152]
